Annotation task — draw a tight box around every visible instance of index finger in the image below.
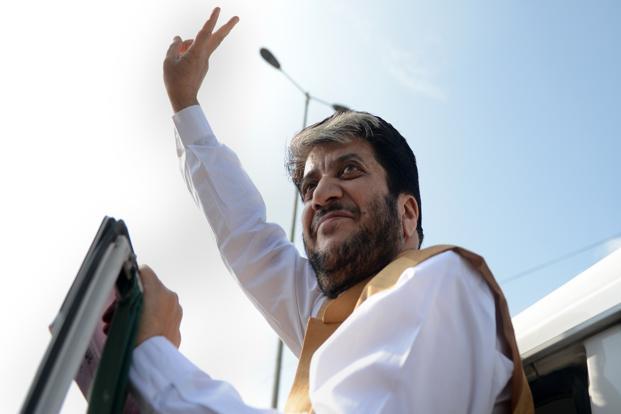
[138,265,159,288]
[191,7,221,50]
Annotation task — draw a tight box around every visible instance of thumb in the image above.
[179,39,194,54]
[166,36,183,60]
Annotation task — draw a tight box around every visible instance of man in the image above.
[129,7,534,413]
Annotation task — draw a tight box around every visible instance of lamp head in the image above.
[260,48,281,70]
[332,103,351,112]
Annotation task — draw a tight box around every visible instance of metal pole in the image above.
[302,92,310,128]
[271,338,284,408]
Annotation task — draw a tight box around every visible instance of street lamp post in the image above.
[259,47,350,409]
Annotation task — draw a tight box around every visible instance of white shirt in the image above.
[129,106,513,413]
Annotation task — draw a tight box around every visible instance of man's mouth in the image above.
[313,210,355,234]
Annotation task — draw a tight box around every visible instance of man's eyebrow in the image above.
[335,153,366,165]
[300,169,318,189]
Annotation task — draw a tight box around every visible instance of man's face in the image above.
[300,139,403,297]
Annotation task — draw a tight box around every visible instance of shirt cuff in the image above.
[130,336,210,402]
[172,105,218,147]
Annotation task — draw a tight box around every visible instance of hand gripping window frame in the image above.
[21,217,143,414]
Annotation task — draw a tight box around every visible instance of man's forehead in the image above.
[302,139,375,176]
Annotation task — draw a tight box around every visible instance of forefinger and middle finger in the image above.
[188,7,221,53]
[189,7,239,56]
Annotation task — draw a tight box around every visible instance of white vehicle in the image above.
[514,247,621,413]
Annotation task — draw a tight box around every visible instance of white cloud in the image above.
[327,3,447,102]
[386,46,447,102]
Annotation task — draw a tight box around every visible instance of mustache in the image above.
[311,202,360,234]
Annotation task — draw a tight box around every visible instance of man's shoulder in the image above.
[382,245,484,285]
[403,248,483,287]
[391,248,496,319]
[412,246,473,271]
[398,245,490,286]
[358,246,487,307]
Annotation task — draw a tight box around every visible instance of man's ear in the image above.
[398,194,419,242]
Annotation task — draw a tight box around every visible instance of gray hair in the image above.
[286,111,382,188]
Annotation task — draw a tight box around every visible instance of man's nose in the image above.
[312,177,343,209]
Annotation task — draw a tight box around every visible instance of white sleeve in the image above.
[309,251,514,414]
[173,106,320,355]
[130,337,279,414]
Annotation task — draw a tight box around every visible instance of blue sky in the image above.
[1,0,620,411]
[406,1,621,312]
[256,0,621,313]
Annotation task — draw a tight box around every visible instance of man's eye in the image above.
[302,184,316,200]
[341,164,362,176]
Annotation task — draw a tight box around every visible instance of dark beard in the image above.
[303,194,403,298]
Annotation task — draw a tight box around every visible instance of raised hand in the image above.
[164,7,239,113]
